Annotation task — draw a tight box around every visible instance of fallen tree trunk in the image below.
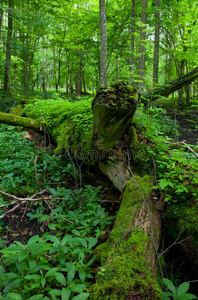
[0,111,41,131]
[141,66,198,103]
[0,82,163,298]
[89,175,163,299]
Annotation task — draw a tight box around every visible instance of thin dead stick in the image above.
[181,141,198,158]
[0,201,27,219]
[0,190,65,202]
[167,140,198,158]
[159,233,192,258]
[0,190,74,224]
[0,190,47,219]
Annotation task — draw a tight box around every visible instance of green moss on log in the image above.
[21,98,93,154]
[0,112,41,131]
[89,176,162,299]
[92,82,138,151]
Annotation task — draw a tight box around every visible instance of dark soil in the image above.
[166,108,198,145]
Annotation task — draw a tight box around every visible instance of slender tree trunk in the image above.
[53,49,58,92]
[24,33,30,95]
[42,40,46,99]
[76,68,82,96]
[99,0,107,86]
[130,0,135,85]
[116,57,119,81]
[82,71,86,94]
[0,7,3,50]
[153,0,160,86]
[137,0,148,92]
[3,0,14,93]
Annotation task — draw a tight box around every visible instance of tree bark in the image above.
[3,0,14,93]
[0,112,41,131]
[0,6,3,50]
[137,0,147,92]
[130,0,135,86]
[142,66,198,103]
[99,0,107,86]
[153,0,160,86]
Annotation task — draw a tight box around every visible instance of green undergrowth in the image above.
[0,124,114,299]
[134,106,198,250]
[21,97,93,153]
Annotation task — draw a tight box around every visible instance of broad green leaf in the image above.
[159,179,174,189]
[67,265,75,284]
[54,272,66,286]
[48,223,56,230]
[18,251,29,262]
[79,239,87,248]
[71,284,86,293]
[79,271,86,282]
[178,294,198,300]
[177,282,190,296]
[24,274,42,281]
[28,235,40,245]
[5,293,22,300]
[88,238,98,249]
[44,235,60,244]
[0,265,4,276]
[45,267,59,277]
[72,293,90,300]
[163,278,176,294]
[28,259,36,270]
[29,295,44,300]
[48,289,62,296]
[41,277,46,287]
[61,288,71,300]
[72,230,81,236]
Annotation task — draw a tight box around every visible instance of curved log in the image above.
[141,66,198,103]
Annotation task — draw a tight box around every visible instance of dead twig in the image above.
[167,140,198,158]
[0,190,65,202]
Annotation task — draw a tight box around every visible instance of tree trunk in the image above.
[99,0,107,86]
[42,40,46,99]
[130,0,135,86]
[0,6,3,50]
[137,0,147,92]
[153,0,160,86]
[3,0,14,93]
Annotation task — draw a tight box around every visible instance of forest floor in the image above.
[1,108,197,247]
[166,108,198,145]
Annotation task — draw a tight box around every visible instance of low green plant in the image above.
[0,124,72,199]
[161,278,197,300]
[0,234,95,299]
[27,185,114,238]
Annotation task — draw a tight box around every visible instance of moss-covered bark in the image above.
[0,112,41,132]
[89,176,162,300]
[92,82,138,151]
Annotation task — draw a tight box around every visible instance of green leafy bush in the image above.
[161,278,197,300]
